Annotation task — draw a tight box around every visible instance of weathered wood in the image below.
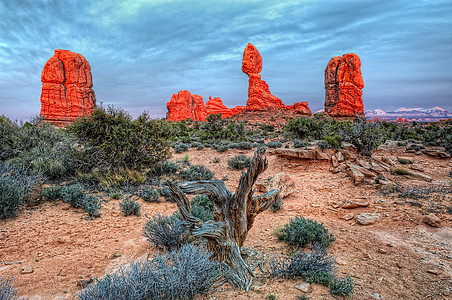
[165,150,280,290]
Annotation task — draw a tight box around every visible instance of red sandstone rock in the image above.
[286,101,312,116]
[241,43,262,75]
[166,90,207,121]
[242,43,286,111]
[40,49,96,127]
[231,106,246,115]
[324,53,364,117]
[205,96,234,118]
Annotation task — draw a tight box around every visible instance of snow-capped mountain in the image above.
[366,106,451,121]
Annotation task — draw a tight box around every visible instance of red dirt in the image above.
[1,146,451,299]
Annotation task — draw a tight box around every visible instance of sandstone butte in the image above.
[166,43,312,121]
[40,49,96,127]
[324,53,364,117]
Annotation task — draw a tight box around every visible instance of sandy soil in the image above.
[1,146,451,299]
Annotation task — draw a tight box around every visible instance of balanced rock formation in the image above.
[324,53,364,117]
[166,90,207,121]
[40,49,96,127]
[242,43,286,111]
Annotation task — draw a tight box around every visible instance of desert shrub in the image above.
[157,187,176,202]
[0,163,39,219]
[212,157,220,163]
[179,165,214,181]
[70,107,172,171]
[278,216,335,249]
[293,139,308,148]
[213,142,230,153]
[119,196,141,216]
[270,198,283,212]
[41,185,64,201]
[143,214,188,251]
[78,244,219,300]
[227,154,251,170]
[260,124,275,133]
[341,117,386,156]
[330,275,354,296]
[269,246,335,281]
[196,144,205,150]
[0,275,18,300]
[61,184,101,217]
[150,160,179,176]
[139,187,160,202]
[269,245,353,295]
[111,193,121,200]
[173,143,189,153]
[0,116,86,179]
[267,141,282,148]
[230,141,253,150]
[190,195,213,221]
[324,133,341,149]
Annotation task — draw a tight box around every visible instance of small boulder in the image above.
[295,282,311,293]
[423,213,441,227]
[342,212,355,220]
[341,200,369,209]
[336,151,345,162]
[356,213,380,225]
[331,155,339,168]
[255,172,295,199]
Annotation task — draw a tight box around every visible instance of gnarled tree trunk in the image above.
[165,149,280,289]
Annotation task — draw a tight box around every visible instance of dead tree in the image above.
[165,149,280,290]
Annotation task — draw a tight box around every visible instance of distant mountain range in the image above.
[366,106,451,122]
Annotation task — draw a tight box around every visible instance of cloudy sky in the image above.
[1,0,451,120]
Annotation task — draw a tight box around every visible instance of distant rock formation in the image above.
[165,43,313,121]
[324,53,364,117]
[205,96,235,118]
[242,43,286,111]
[286,101,312,116]
[40,49,96,127]
[166,90,207,121]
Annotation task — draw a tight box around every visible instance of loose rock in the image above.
[356,213,381,225]
[295,282,311,293]
[423,213,441,227]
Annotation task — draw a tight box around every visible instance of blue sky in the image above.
[1,0,451,120]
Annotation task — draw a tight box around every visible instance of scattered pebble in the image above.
[21,266,33,274]
[342,212,355,221]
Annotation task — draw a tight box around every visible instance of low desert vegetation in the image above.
[78,244,219,300]
[0,275,18,300]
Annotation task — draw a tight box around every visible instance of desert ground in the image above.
[1,143,451,300]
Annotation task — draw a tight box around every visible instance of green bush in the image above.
[119,196,141,216]
[0,116,86,179]
[157,187,176,202]
[0,164,39,219]
[278,216,335,249]
[78,244,219,300]
[398,158,410,165]
[42,185,64,201]
[143,214,188,250]
[70,107,172,171]
[267,141,283,148]
[173,143,189,153]
[61,184,101,217]
[190,195,213,221]
[150,160,179,176]
[179,165,214,181]
[227,154,251,170]
[293,139,308,148]
[139,187,160,202]
[330,275,354,296]
[341,117,386,156]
